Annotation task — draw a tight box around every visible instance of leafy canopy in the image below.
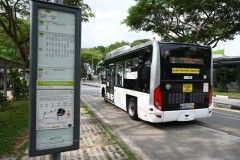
[0,0,94,66]
[123,0,240,47]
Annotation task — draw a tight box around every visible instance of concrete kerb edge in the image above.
[80,97,150,160]
[81,83,100,88]
[213,102,240,110]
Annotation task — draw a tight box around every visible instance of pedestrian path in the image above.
[14,106,129,160]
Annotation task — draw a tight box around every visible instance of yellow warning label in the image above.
[183,84,193,92]
[172,68,200,74]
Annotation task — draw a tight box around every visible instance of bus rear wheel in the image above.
[128,98,138,120]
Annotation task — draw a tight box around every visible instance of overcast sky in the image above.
[81,0,240,57]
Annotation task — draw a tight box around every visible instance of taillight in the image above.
[208,86,212,107]
[154,86,162,110]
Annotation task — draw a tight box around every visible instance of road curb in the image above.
[214,102,240,111]
[81,83,100,88]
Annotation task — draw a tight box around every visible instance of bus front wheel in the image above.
[128,98,138,120]
[102,88,107,102]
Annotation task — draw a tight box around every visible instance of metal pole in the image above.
[49,153,61,160]
[92,52,93,76]
[49,0,63,159]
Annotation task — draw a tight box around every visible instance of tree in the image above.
[104,41,130,56]
[130,39,150,47]
[0,0,30,66]
[0,27,21,62]
[0,0,94,67]
[81,48,103,78]
[123,0,240,48]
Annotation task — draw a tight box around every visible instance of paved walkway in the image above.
[3,105,129,160]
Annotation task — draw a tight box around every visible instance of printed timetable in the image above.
[38,9,75,70]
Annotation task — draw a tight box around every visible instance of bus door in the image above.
[160,44,212,111]
[106,63,115,101]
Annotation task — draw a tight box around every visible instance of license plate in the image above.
[180,103,195,110]
[183,84,192,92]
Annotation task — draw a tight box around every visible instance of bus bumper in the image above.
[145,105,213,123]
[163,108,213,122]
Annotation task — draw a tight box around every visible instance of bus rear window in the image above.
[169,57,204,65]
[160,44,211,80]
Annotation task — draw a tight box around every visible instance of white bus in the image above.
[100,41,213,123]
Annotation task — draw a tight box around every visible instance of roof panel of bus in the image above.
[157,42,211,48]
[104,41,211,63]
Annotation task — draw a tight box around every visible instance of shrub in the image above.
[234,66,240,86]
[10,69,28,101]
[214,67,231,92]
[0,91,9,111]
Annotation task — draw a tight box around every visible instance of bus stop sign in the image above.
[29,0,81,157]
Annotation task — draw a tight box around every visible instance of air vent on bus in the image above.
[190,93,205,103]
[168,93,186,104]
[168,93,205,104]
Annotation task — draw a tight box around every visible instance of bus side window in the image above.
[123,57,139,90]
[116,61,124,87]
[101,66,106,84]
[139,49,152,93]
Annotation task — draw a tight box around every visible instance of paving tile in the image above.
[80,124,104,134]
[105,145,128,160]
[80,114,93,120]
[1,158,17,160]
[81,134,102,147]
[86,147,108,160]
[76,149,85,160]
[80,108,88,114]
[64,150,80,160]
[80,119,100,125]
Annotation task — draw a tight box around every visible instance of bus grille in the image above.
[168,93,186,104]
[168,93,205,104]
[190,93,205,103]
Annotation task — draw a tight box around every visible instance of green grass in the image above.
[0,100,29,158]
[81,106,136,160]
[213,91,240,98]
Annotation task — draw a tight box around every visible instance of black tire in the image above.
[103,89,107,102]
[128,98,138,120]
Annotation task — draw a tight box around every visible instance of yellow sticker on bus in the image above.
[183,84,193,92]
[172,68,200,74]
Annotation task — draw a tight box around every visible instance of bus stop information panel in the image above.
[29,1,81,157]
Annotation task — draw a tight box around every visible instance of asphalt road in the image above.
[80,85,240,160]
